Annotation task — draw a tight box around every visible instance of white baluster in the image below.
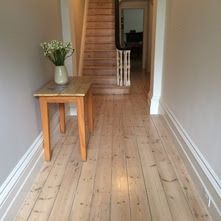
[116,50,119,86]
[123,51,125,86]
[128,51,131,86]
[124,51,128,86]
[116,49,131,87]
[120,51,123,86]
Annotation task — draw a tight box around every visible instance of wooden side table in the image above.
[34,77,93,161]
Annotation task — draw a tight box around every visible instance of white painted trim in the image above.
[79,0,89,76]
[147,91,152,105]
[0,111,60,220]
[149,0,167,115]
[150,95,161,114]
[159,100,221,218]
[0,133,42,205]
[0,134,43,220]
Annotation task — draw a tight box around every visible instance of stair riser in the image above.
[91,78,117,85]
[88,9,114,16]
[94,79,117,85]
[86,29,115,36]
[87,15,114,22]
[85,44,115,50]
[90,0,113,2]
[84,51,116,59]
[84,60,116,66]
[89,3,113,9]
[87,22,114,29]
[93,87,130,95]
[83,69,116,76]
[86,36,115,44]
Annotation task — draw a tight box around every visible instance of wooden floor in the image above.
[16,71,211,221]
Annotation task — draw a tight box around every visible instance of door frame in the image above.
[119,1,148,69]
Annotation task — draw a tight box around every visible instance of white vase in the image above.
[54,66,69,85]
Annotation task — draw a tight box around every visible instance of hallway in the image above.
[16,73,210,221]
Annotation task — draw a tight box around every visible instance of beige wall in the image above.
[70,0,86,74]
[0,0,61,186]
[160,0,221,218]
[162,0,221,180]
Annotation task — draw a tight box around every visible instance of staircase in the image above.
[82,0,130,94]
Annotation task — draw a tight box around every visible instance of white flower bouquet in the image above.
[40,40,74,66]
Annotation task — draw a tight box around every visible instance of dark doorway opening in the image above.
[120,8,144,70]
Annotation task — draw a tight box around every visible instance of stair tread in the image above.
[86,33,115,35]
[84,58,115,60]
[84,74,115,77]
[87,21,114,23]
[86,28,115,29]
[86,42,114,44]
[90,0,113,1]
[87,28,114,30]
[85,49,116,52]
[88,7,114,9]
[84,57,115,60]
[93,83,129,88]
[84,65,116,68]
[92,84,130,95]
[83,75,117,85]
[86,34,115,37]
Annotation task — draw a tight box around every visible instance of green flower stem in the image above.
[40,40,74,66]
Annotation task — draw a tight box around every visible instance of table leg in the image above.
[87,87,94,133]
[59,103,66,133]
[77,97,87,161]
[39,97,51,161]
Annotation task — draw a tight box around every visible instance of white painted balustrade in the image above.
[116,49,131,86]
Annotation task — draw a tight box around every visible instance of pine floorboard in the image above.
[16,70,212,221]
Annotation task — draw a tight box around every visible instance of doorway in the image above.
[121,8,144,70]
[119,0,148,70]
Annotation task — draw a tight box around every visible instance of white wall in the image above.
[123,9,144,34]
[160,0,221,217]
[60,0,74,75]
[149,0,166,114]
[69,0,86,74]
[0,0,62,186]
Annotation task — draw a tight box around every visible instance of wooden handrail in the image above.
[115,0,129,50]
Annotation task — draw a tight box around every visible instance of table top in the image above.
[34,77,93,97]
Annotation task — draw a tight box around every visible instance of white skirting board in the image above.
[149,95,162,115]
[159,100,221,221]
[0,134,43,221]
[0,111,60,220]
